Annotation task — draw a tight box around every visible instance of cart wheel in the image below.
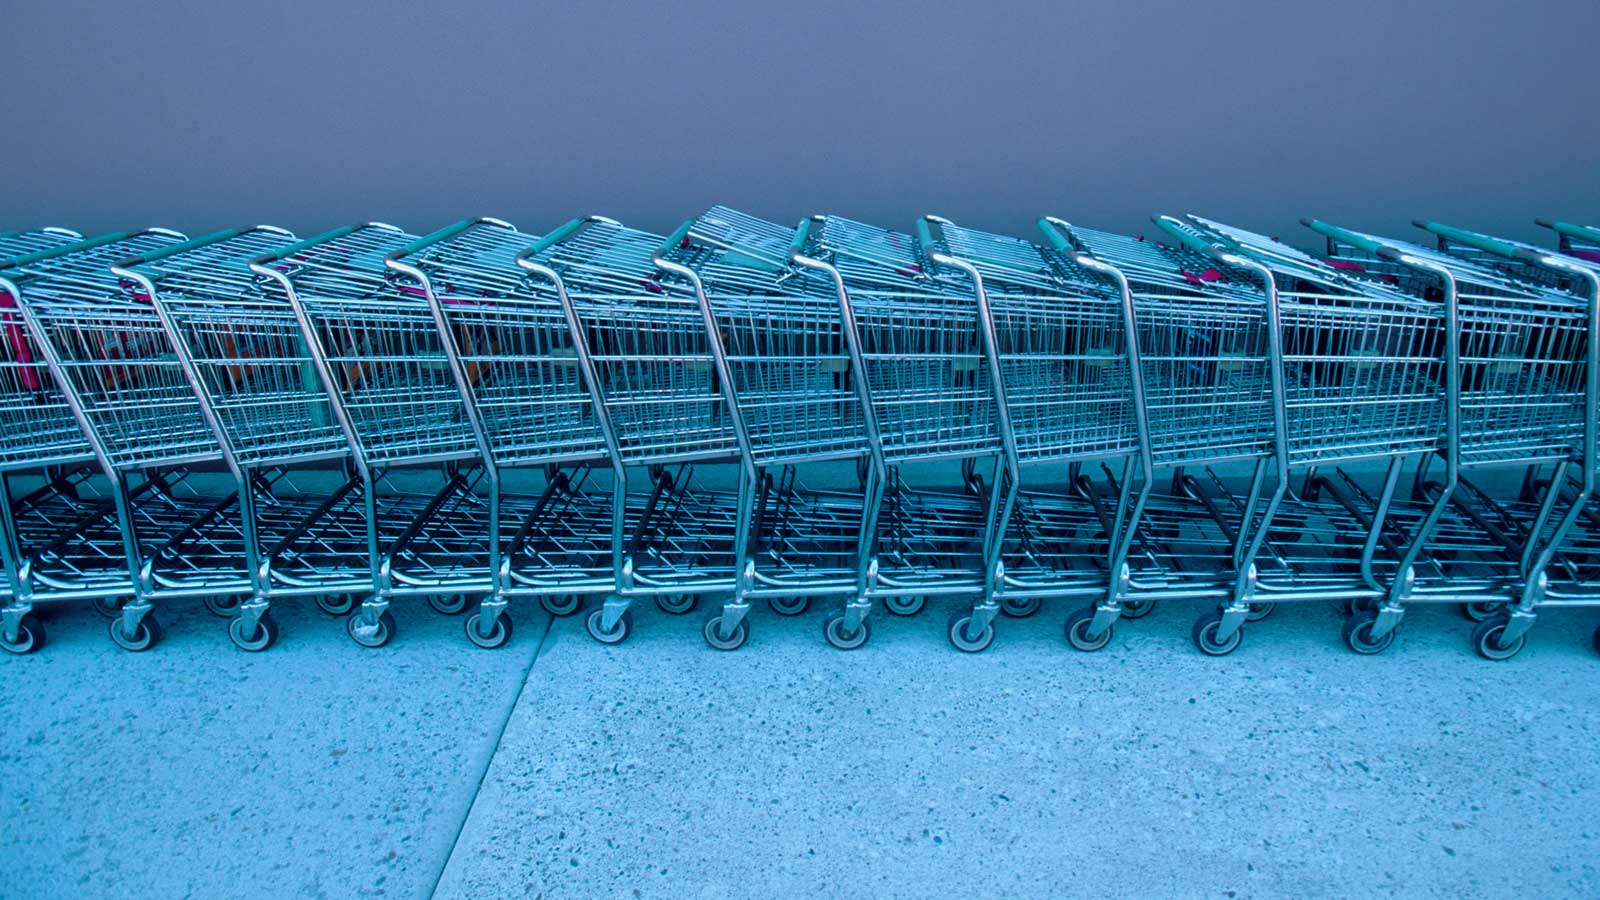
[768,596,809,617]
[110,615,162,652]
[1,614,44,655]
[883,595,925,617]
[1064,607,1112,652]
[228,612,278,652]
[1191,612,1241,657]
[541,595,581,617]
[465,612,513,649]
[1461,601,1503,623]
[1000,596,1040,618]
[1471,615,1525,662]
[1245,601,1276,622]
[702,614,748,651]
[1121,598,1156,620]
[204,595,242,618]
[823,613,870,650]
[92,597,123,619]
[427,594,469,616]
[656,594,696,615]
[947,612,994,653]
[585,607,632,645]
[314,594,355,616]
[1342,610,1395,655]
[346,611,395,649]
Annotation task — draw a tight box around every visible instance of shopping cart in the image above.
[1536,220,1600,265]
[387,217,616,649]
[8,227,281,651]
[654,206,872,650]
[514,216,741,645]
[1304,219,1594,659]
[920,216,1151,652]
[784,214,1001,649]
[263,220,499,648]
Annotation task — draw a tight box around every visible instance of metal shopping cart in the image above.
[9,227,283,651]
[262,220,499,648]
[654,206,872,650]
[513,217,741,646]
[1304,219,1594,659]
[1536,220,1600,266]
[386,217,616,649]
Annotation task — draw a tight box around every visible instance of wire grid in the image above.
[667,207,869,465]
[411,220,610,467]
[138,227,347,466]
[526,220,739,465]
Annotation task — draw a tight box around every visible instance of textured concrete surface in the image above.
[6,594,1600,900]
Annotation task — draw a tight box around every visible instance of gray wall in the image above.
[3,0,1595,246]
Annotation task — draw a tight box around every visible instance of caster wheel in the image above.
[823,613,870,650]
[656,594,697,615]
[1064,607,1113,652]
[883,595,925,616]
[92,597,123,619]
[768,596,809,617]
[428,593,469,616]
[465,612,513,649]
[110,615,162,652]
[947,612,994,653]
[1,614,45,654]
[1471,615,1525,661]
[585,607,632,645]
[1342,610,1395,655]
[1000,596,1040,618]
[314,594,354,616]
[702,614,748,651]
[204,595,242,618]
[1245,601,1276,622]
[1121,598,1156,620]
[1461,601,1504,623]
[346,611,396,649]
[1191,612,1242,657]
[228,612,278,652]
[541,595,581,617]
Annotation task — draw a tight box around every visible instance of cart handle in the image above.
[117,225,291,268]
[1036,217,1076,252]
[1299,219,1388,256]
[1412,221,1542,262]
[0,228,186,270]
[915,217,939,259]
[1536,219,1600,247]
[251,223,400,266]
[385,217,514,261]
[656,220,694,257]
[1150,215,1217,255]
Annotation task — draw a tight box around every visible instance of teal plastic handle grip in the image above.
[1151,215,1214,254]
[1414,221,1529,260]
[1036,218,1072,253]
[0,230,136,270]
[120,226,264,267]
[786,217,812,259]
[255,224,362,265]
[521,218,588,259]
[1301,219,1388,256]
[915,218,937,257]
[657,220,694,257]
[1546,221,1600,247]
[393,219,484,259]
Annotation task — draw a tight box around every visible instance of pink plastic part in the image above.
[1,290,41,391]
[1325,260,1366,273]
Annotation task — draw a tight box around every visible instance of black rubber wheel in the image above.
[883,595,925,617]
[702,614,748,651]
[427,593,470,616]
[1245,601,1276,622]
[228,612,278,652]
[314,594,355,616]
[1191,611,1242,657]
[656,594,697,615]
[1461,601,1504,623]
[1471,615,1525,662]
[947,612,995,653]
[823,613,870,650]
[1064,606,1113,652]
[92,596,123,619]
[541,595,581,617]
[110,615,161,652]
[585,607,632,645]
[1000,596,1041,618]
[204,595,242,618]
[1,614,44,655]
[1342,610,1395,655]
[1121,598,1156,620]
[768,596,809,617]
[346,610,396,649]
[465,611,513,649]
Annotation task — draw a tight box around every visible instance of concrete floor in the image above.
[6,596,1599,899]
